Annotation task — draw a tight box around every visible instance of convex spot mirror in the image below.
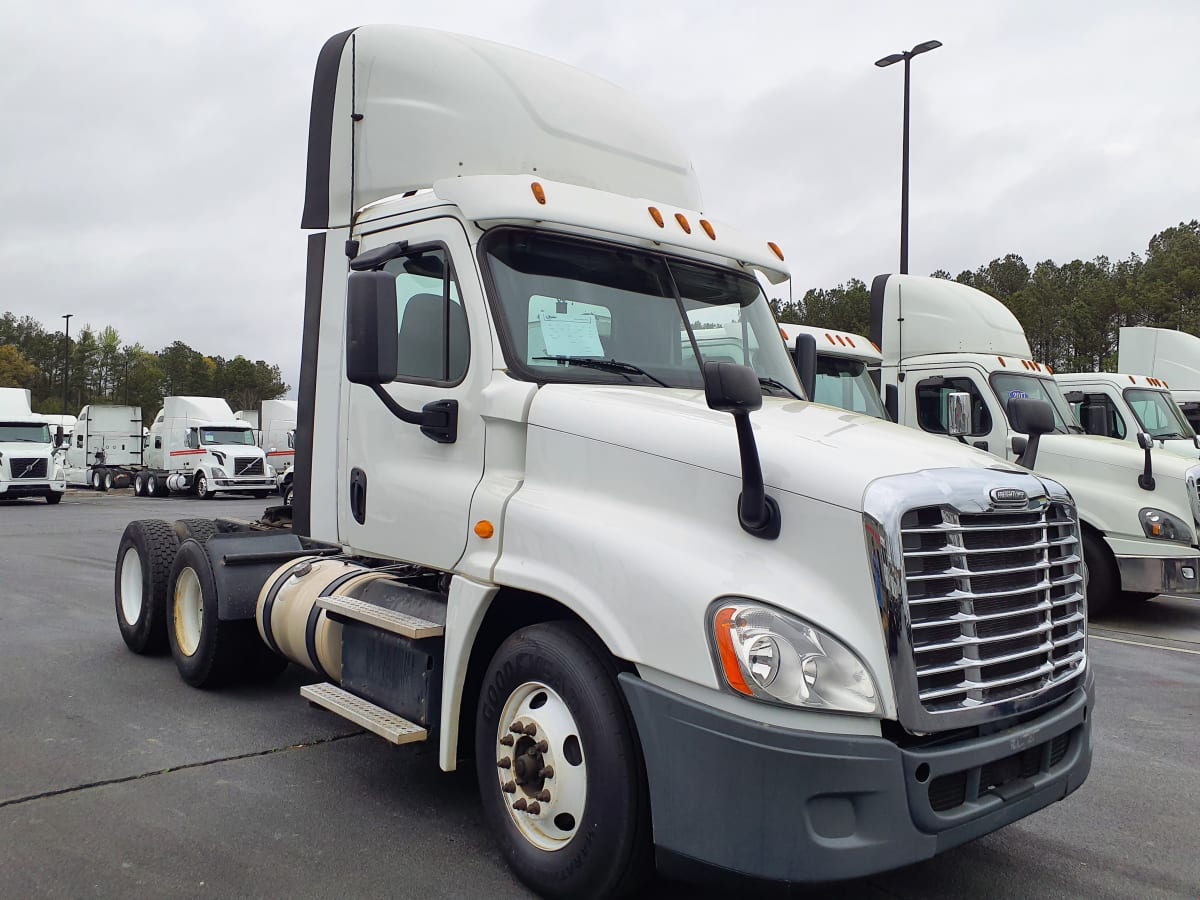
[946,391,971,437]
[346,271,399,385]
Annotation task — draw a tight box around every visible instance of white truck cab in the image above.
[139,396,274,499]
[780,323,888,419]
[1056,372,1200,460]
[1118,325,1200,432]
[870,273,1200,615]
[0,388,65,504]
[111,28,1094,895]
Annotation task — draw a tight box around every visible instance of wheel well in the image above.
[456,588,632,763]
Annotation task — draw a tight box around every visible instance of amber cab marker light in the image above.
[700,219,716,240]
[675,213,692,234]
[531,182,546,205]
[997,356,1007,367]
[713,608,752,695]
[648,206,665,228]
[768,241,785,261]
[474,520,495,539]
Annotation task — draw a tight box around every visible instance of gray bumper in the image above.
[0,481,64,497]
[1115,554,1200,595]
[620,670,1093,884]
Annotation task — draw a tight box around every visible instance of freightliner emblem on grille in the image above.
[990,487,1028,505]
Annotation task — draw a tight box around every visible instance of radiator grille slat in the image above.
[900,501,1087,714]
[234,456,264,476]
[10,457,48,479]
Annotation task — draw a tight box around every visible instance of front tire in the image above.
[114,519,179,654]
[45,492,63,505]
[1083,531,1118,618]
[194,471,216,500]
[474,622,651,899]
[281,481,294,506]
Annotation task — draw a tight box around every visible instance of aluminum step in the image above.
[316,594,444,639]
[300,682,427,745]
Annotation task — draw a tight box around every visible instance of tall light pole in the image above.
[875,40,942,275]
[61,314,73,415]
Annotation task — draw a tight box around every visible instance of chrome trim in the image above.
[863,467,1088,733]
[1114,554,1200,595]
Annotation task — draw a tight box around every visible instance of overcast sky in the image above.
[3,1,1198,393]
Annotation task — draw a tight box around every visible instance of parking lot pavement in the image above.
[1,489,1197,898]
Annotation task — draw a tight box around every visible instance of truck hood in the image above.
[528,385,1018,512]
[1038,433,1200,480]
[0,441,53,457]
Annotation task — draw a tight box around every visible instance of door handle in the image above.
[349,467,368,524]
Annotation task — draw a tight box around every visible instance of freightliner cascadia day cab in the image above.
[0,387,65,504]
[63,404,144,490]
[1118,325,1200,432]
[870,274,1200,616]
[136,396,274,499]
[111,28,1094,897]
[1055,371,1200,460]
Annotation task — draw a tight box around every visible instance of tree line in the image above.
[0,314,289,424]
[771,220,1200,373]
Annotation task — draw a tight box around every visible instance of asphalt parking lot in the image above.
[1,489,1197,899]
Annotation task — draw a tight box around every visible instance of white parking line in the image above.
[1091,635,1200,655]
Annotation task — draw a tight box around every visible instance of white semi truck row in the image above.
[110,27,1093,898]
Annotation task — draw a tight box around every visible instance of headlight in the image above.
[708,601,881,715]
[1140,507,1193,543]
[211,467,227,478]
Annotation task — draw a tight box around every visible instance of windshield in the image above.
[200,428,256,446]
[1124,389,1196,439]
[0,421,51,443]
[482,229,802,395]
[814,357,887,419]
[989,373,1081,435]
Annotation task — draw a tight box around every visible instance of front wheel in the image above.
[474,622,651,899]
[281,482,293,506]
[1082,532,1118,618]
[194,471,216,500]
[45,492,63,505]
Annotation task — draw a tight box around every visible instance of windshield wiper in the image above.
[533,356,670,388]
[758,377,803,400]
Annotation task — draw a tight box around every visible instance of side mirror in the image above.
[1136,431,1152,451]
[946,391,971,438]
[54,425,64,447]
[1081,402,1108,436]
[792,334,816,401]
[1136,430,1155,490]
[1008,397,1054,469]
[702,361,779,540]
[346,271,399,385]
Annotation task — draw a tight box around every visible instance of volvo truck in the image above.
[870,274,1200,616]
[110,27,1094,898]
[0,388,65,503]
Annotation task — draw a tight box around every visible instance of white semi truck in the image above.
[63,404,144,490]
[780,323,889,419]
[135,396,274,499]
[1055,371,1200,459]
[0,387,66,504]
[110,27,1093,897]
[868,274,1200,616]
[1118,325,1200,432]
[237,399,298,502]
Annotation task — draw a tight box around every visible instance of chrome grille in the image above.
[900,501,1086,714]
[234,456,264,476]
[10,457,48,479]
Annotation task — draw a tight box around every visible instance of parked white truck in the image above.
[110,27,1093,897]
[63,404,144,490]
[868,274,1200,616]
[1056,371,1200,459]
[780,323,889,419]
[0,388,65,504]
[1118,325,1200,432]
[136,396,274,499]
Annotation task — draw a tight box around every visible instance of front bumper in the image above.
[0,480,65,498]
[1115,554,1200,595]
[620,670,1093,885]
[212,477,274,490]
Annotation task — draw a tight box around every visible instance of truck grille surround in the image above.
[863,469,1087,733]
[10,457,48,479]
[234,457,264,476]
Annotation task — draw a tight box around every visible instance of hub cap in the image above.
[173,566,203,656]
[495,682,587,851]
[119,547,143,625]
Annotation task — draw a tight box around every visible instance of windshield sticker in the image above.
[1009,390,1029,399]
[538,313,605,358]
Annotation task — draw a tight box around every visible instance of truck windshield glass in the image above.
[482,229,802,395]
[0,422,51,443]
[1124,389,1196,439]
[814,358,887,419]
[989,373,1080,434]
[199,428,256,446]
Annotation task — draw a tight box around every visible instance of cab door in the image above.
[905,364,1010,458]
[338,217,489,570]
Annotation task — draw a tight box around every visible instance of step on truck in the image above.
[111,27,1093,897]
[63,404,144,490]
[1118,325,1200,432]
[0,387,65,504]
[869,274,1200,615]
[135,396,275,499]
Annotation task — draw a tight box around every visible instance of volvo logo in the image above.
[18,462,36,478]
[990,488,1028,506]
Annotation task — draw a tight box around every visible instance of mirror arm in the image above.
[1139,443,1155,491]
[1019,434,1040,470]
[732,412,781,540]
[370,385,459,444]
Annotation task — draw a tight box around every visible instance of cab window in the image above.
[916,377,992,436]
[1067,392,1126,439]
[382,246,468,384]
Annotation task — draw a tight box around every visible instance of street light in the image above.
[875,39,942,275]
[61,314,73,416]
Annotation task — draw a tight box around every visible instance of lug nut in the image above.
[513,798,528,811]
[539,766,554,779]
[497,758,511,769]
[523,723,538,736]
[527,801,541,815]
[535,740,549,753]
[502,781,516,793]
[509,722,524,734]
[499,735,514,747]
[535,790,551,802]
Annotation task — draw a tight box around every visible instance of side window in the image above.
[1068,393,1126,439]
[186,428,200,449]
[916,377,992,436]
[1182,404,1200,433]
[75,433,83,449]
[382,247,468,383]
[154,436,162,450]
